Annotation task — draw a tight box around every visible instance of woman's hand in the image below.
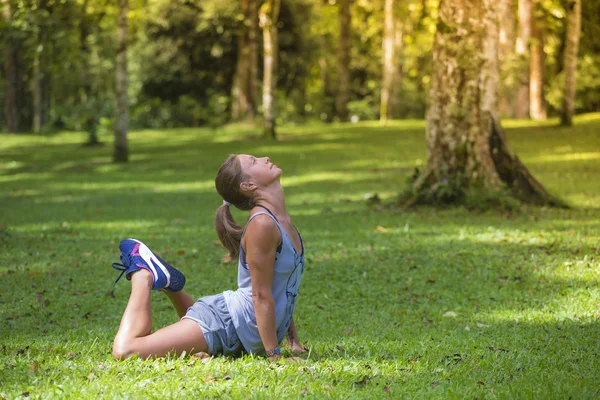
[289,342,308,356]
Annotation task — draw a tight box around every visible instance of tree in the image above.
[80,0,107,146]
[529,2,546,120]
[231,0,259,120]
[515,0,532,118]
[259,0,280,139]
[380,0,395,124]
[405,0,561,207]
[560,0,581,126]
[498,0,515,117]
[388,10,404,119]
[114,0,129,162]
[335,0,351,122]
[2,0,21,132]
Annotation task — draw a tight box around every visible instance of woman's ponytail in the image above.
[214,154,255,262]
[215,203,243,262]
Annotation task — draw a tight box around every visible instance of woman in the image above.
[111,154,306,361]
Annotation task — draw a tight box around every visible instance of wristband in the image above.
[266,346,281,357]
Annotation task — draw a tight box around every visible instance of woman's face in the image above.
[238,154,282,188]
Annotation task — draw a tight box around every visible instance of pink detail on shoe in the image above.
[131,243,141,256]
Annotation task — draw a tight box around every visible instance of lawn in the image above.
[1,114,599,398]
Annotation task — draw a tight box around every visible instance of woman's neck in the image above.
[254,185,289,221]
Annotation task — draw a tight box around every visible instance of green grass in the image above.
[1,114,599,398]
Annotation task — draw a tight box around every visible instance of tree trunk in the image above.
[560,0,581,126]
[335,0,351,122]
[406,0,561,207]
[514,0,531,118]
[380,0,395,124]
[248,0,259,119]
[498,0,515,117]
[259,0,280,139]
[114,0,129,162]
[32,46,42,133]
[529,5,546,120]
[389,15,404,119]
[232,0,258,120]
[2,0,20,132]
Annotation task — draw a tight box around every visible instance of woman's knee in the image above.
[112,339,136,360]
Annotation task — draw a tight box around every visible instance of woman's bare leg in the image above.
[112,270,208,359]
[163,290,195,319]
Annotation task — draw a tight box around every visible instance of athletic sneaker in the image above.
[111,238,186,292]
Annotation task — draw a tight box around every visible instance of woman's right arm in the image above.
[244,215,281,360]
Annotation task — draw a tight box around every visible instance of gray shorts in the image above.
[182,293,243,356]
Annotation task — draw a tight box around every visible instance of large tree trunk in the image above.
[560,0,581,126]
[529,5,546,120]
[335,0,351,122]
[514,0,531,118]
[232,0,258,121]
[379,0,395,124]
[114,0,129,162]
[259,0,280,139]
[3,0,20,132]
[406,0,561,207]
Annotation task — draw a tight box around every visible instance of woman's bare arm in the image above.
[245,215,281,359]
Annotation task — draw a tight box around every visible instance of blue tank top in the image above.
[223,209,305,354]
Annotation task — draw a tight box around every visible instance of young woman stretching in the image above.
[111,154,306,361]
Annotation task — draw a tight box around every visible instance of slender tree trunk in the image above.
[259,0,280,139]
[406,0,561,207]
[32,48,42,133]
[248,0,259,118]
[389,15,405,119]
[560,0,581,126]
[529,5,546,120]
[335,0,351,122]
[114,0,129,162]
[498,0,515,117]
[515,0,531,118]
[32,0,48,133]
[499,0,515,57]
[380,0,394,124]
[232,0,258,120]
[3,0,20,132]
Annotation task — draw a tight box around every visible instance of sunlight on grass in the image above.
[528,152,600,163]
[1,116,600,399]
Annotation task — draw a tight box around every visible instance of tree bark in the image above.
[560,0,581,126]
[114,0,129,162]
[498,0,515,117]
[407,0,561,207]
[529,5,546,120]
[335,0,351,122]
[380,0,395,124]
[388,14,404,119]
[514,0,531,118]
[248,1,259,120]
[498,0,515,58]
[2,0,20,132]
[232,0,258,120]
[259,0,280,139]
[32,47,42,133]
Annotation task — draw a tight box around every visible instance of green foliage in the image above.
[347,99,378,121]
[1,115,600,397]
[1,0,600,132]
[463,185,522,212]
[547,54,600,113]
